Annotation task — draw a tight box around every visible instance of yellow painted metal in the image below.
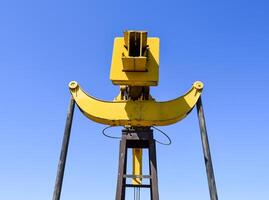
[121,31,148,72]
[68,30,205,191]
[68,81,203,126]
[124,31,148,56]
[132,148,143,185]
[122,57,147,72]
[110,36,160,86]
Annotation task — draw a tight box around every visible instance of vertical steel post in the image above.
[148,136,159,200]
[196,97,218,200]
[115,134,128,200]
[52,97,75,200]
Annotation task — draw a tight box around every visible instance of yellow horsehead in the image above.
[69,31,203,184]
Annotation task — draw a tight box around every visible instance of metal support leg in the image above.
[149,137,159,200]
[116,134,127,200]
[52,97,75,200]
[196,97,218,200]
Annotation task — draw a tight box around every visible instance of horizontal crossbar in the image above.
[125,184,151,188]
[123,174,151,179]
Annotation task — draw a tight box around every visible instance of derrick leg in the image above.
[52,97,75,200]
[115,135,128,200]
[196,97,218,200]
[148,136,159,200]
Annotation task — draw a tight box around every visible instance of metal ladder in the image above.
[115,128,159,200]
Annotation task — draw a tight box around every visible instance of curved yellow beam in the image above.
[69,81,203,126]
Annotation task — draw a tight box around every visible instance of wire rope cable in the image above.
[101,125,121,139]
[102,126,172,146]
[133,187,140,200]
[152,126,172,146]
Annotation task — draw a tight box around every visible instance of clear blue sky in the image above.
[0,0,268,199]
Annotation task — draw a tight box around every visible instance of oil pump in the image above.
[52,31,218,200]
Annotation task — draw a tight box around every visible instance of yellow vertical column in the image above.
[132,148,143,185]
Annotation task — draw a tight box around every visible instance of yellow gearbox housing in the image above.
[110,31,159,86]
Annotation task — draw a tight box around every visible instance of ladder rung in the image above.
[125,184,151,188]
[123,174,151,179]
